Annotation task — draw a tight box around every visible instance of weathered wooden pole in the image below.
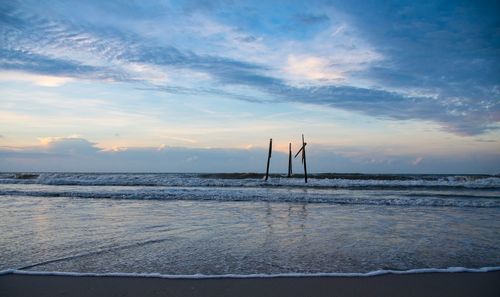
[288,143,292,177]
[293,134,308,183]
[265,138,272,181]
[302,134,308,183]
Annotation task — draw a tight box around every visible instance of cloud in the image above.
[476,139,497,143]
[0,0,498,136]
[306,146,500,174]
[332,1,500,111]
[412,157,423,165]
[0,70,73,86]
[294,13,330,25]
[0,137,280,172]
[119,40,495,135]
[180,0,230,14]
[1,137,499,173]
[284,55,344,83]
[0,49,120,82]
[38,136,100,155]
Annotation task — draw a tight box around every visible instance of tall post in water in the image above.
[294,134,308,183]
[265,138,272,181]
[288,143,292,177]
[302,134,308,183]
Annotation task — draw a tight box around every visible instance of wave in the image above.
[1,266,499,279]
[0,172,499,189]
[1,187,498,208]
[17,237,177,271]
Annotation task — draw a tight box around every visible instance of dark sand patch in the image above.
[1,271,499,297]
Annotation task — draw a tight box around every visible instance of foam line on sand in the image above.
[1,266,500,279]
[1,268,500,297]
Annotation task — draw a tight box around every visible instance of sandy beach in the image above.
[1,271,499,297]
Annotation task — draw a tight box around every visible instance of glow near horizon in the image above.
[0,0,499,173]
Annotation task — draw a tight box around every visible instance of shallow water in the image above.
[0,173,499,275]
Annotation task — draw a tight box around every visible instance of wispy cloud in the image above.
[0,70,73,86]
[0,0,498,137]
[294,13,330,25]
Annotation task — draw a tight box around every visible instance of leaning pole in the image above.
[294,134,308,183]
[265,138,272,181]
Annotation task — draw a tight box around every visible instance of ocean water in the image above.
[1,172,499,276]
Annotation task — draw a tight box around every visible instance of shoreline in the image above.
[1,271,499,297]
[2,265,500,278]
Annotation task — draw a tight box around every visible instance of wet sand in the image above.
[1,271,499,297]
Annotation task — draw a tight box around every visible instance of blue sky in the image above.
[0,0,499,173]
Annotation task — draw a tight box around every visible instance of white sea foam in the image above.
[0,173,499,189]
[1,186,498,207]
[1,266,499,279]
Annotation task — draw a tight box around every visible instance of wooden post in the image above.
[265,138,272,181]
[288,143,292,177]
[293,134,308,183]
[302,134,308,183]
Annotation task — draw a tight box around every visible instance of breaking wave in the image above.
[0,186,498,208]
[0,172,499,189]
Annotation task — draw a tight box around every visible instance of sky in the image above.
[0,0,499,173]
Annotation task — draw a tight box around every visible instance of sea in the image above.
[1,172,499,277]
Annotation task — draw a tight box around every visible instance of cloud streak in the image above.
[0,0,498,136]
